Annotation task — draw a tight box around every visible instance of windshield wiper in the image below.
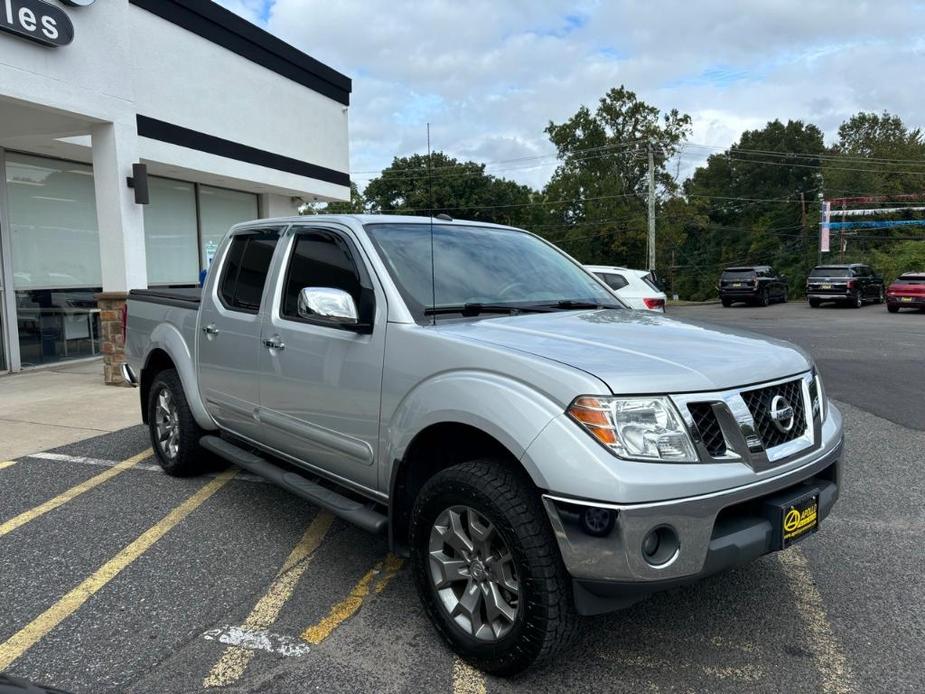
[424,303,552,317]
[528,300,615,310]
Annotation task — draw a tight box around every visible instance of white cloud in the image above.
[216,0,925,190]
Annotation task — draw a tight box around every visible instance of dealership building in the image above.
[0,0,351,379]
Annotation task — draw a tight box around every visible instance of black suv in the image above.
[806,264,884,308]
[719,266,788,307]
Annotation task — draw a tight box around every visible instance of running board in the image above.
[200,435,387,534]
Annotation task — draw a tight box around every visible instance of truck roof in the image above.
[233,214,522,232]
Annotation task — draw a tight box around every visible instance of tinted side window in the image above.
[599,273,629,291]
[282,230,364,319]
[219,233,279,312]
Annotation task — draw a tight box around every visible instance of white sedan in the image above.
[585,265,667,312]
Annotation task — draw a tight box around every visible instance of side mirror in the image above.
[298,287,358,327]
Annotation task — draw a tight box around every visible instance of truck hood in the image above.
[435,309,811,394]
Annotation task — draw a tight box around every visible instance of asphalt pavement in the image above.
[0,301,922,693]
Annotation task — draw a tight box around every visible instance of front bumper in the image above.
[542,416,843,615]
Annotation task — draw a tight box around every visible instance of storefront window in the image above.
[144,177,200,285]
[198,185,259,271]
[5,153,102,366]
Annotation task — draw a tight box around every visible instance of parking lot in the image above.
[0,301,923,693]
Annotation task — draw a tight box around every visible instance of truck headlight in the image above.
[567,396,698,462]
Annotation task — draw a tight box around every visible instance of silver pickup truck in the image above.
[124,214,843,675]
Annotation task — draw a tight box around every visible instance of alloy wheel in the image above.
[428,505,521,642]
[154,388,180,460]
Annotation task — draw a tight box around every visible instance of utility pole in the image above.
[647,141,656,271]
[800,192,808,269]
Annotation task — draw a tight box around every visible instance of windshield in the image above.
[810,268,851,278]
[365,223,620,321]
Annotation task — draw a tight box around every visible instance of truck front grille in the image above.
[741,378,807,449]
[687,403,727,457]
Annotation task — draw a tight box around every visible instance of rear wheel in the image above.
[410,460,579,676]
[147,369,212,476]
[809,298,821,308]
[721,298,732,308]
[876,287,885,304]
[781,287,789,303]
[758,289,770,307]
[887,304,900,313]
[852,292,863,308]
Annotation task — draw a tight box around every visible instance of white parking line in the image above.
[202,625,311,657]
[26,452,266,483]
[778,547,856,694]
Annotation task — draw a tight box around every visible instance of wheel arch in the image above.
[388,421,541,556]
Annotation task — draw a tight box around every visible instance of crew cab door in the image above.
[198,227,283,439]
[256,225,385,492]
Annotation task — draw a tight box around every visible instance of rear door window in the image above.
[218,232,280,313]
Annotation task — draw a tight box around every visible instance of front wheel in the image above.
[410,461,579,676]
[147,369,212,476]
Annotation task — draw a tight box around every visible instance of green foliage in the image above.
[362,152,538,227]
[538,86,692,268]
[301,182,366,215]
[676,120,825,300]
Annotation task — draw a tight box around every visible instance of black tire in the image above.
[781,287,788,303]
[851,292,863,308]
[410,460,580,676]
[887,304,900,313]
[758,289,770,307]
[147,369,211,476]
[876,287,885,304]
[721,298,732,307]
[809,298,821,308]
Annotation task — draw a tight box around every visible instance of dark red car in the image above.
[886,272,925,313]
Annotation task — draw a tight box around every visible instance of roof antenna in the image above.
[428,122,437,326]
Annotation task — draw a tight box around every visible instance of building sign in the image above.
[1,0,74,47]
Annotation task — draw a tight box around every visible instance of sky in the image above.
[216,0,925,191]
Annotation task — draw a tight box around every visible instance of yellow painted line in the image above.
[0,449,152,540]
[778,547,856,694]
[0,461,16,471]
[202,511,334,688]
[300,553,403,646]
[0,467,237,671]
[452,657,487,694]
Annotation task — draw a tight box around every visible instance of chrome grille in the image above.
[741,378,807,449]
[687,403,727,457]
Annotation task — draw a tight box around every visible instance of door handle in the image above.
[202,324,220,336]
[263,336,285,351]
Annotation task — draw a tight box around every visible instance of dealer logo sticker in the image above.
[783,502,818,540]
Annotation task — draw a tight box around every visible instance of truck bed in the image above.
[129,287,202,309]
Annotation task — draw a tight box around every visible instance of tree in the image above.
[677,120,825,299]
[823,112,925,269]
[301,181,366,214]
[538,86,692,269]
[825,111,925,198]
[362,152,539,227]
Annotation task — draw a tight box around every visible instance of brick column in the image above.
[96,291,129,386]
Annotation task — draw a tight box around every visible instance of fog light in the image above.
[641,526,679,567]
